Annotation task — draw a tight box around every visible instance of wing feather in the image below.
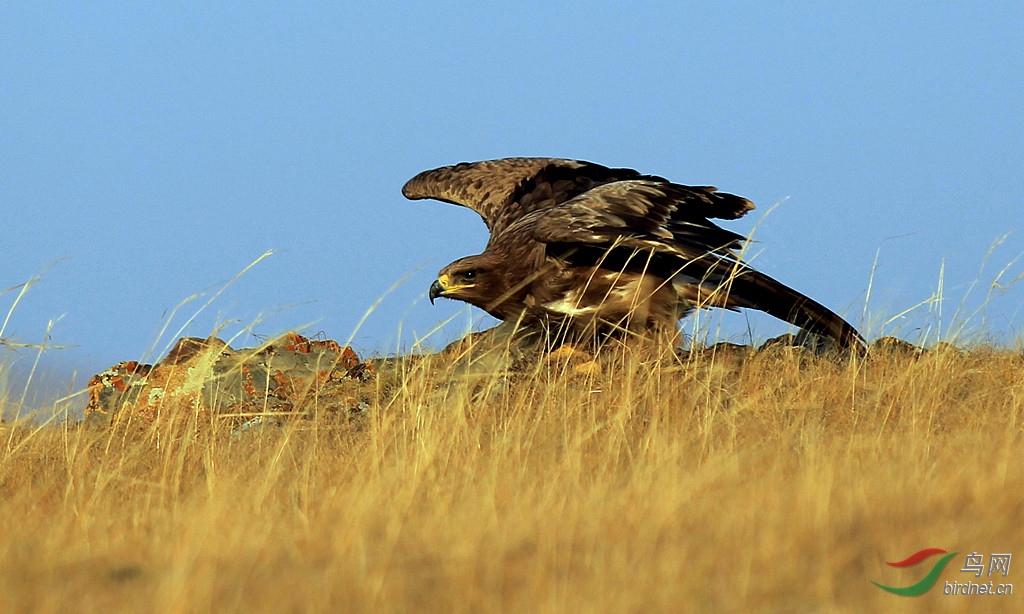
[531,180,754,255]
[401,158,585,233]
[402,157,649,235]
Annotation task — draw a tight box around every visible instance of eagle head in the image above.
[429,255,502,310]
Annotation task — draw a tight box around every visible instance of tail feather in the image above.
[724,269,864,350]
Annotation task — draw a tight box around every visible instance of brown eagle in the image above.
[404,157,863,349]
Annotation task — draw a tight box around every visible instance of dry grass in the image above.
[1,340,1022,613]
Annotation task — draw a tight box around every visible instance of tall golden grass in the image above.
[1,335,1021,612]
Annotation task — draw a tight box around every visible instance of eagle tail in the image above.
[721,268,864,350]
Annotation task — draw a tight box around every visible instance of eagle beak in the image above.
[429,274,451,304]
[428,279,444,304]
[429,273,474,304]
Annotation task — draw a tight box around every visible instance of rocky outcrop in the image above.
[85,332,374,429]
[82,325,943,431]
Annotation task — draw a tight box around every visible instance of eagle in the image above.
[403,157,863,350]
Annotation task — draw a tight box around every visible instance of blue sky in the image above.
[3,3,1023,394]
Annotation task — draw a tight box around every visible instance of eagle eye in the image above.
[462,270,477,280]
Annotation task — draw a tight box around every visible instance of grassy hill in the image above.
[1,339,1021,612]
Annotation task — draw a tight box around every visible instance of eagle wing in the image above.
[401,157,650,236]
[530,179,755,260]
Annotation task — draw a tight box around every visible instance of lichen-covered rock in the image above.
[868,336,924,356]
[84,332,374,428]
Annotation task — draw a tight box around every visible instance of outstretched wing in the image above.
[402,157,652,236]
[530,179,755,259]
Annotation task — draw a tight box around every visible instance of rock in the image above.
[84,332,374,428]
[867,336,924,357]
